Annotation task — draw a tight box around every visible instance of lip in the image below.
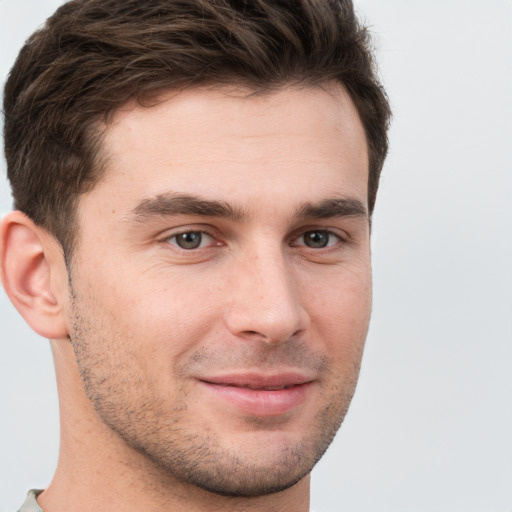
[198,372,314,417]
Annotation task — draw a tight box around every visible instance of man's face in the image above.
[66,84,371,496]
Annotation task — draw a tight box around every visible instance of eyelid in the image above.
[169,231,212,249]
[290,227,347,248]
[159,225,223,250]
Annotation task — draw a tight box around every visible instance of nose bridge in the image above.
[224,240,308,343]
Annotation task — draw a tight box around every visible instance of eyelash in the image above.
[163,228,345,251]
[164,230,218,250]
[292,230,343,249]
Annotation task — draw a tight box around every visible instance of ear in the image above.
[0,211,69,339]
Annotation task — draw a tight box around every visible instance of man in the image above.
[0,0,390,510]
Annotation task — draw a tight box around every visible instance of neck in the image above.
[39,339,310,512]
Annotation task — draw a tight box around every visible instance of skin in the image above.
[1,83,371,512]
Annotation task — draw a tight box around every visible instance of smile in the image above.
[216,383,297,390]
[198,373,315,416]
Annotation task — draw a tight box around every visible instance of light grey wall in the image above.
[1,1,511,511]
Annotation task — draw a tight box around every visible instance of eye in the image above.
[168,231,212,250]
[295,230,341,249]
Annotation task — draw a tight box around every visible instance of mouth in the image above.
[197,373,314,416]
[213,383,299,390]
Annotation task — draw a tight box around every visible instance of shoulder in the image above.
[17,490,44,512]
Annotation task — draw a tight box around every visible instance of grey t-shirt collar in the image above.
[17,490,43,512]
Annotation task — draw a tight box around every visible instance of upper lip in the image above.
[199,372,314,390]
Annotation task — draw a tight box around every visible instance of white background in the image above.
[1,1,511,511]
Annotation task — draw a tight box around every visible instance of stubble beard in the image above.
[67,286,363,498]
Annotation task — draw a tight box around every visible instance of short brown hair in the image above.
[3,0,390,256]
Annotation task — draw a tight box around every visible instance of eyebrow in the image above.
[295,197,368,220]
[129,193,248,222]
[127,193,368,223]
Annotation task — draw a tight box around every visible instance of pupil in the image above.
[305,231,328,248]
[177,232,201,249]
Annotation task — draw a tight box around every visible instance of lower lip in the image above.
[199,381,313,416]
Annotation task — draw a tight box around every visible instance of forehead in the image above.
[85,83,368,218]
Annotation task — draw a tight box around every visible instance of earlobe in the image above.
[0,211,69,339]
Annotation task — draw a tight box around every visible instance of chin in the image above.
[169,445,316,498]
[127,418,336,499]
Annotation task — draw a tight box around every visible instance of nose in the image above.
[223,244,310,344]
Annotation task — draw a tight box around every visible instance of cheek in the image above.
[93,270,223,362]
[301,264,372,352]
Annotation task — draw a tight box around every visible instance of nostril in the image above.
[242,330,271,342]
